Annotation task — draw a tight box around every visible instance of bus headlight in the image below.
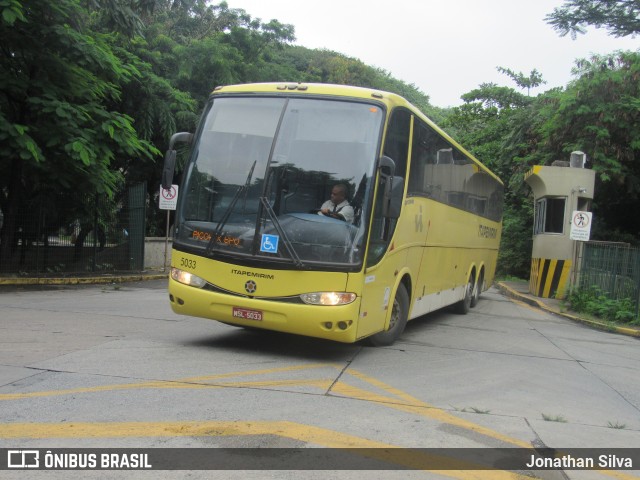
[300,292,357,306]
[171,267,207,288]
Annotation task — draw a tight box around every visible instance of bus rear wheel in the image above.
[367,283,409,346]
[453,275,474,314]
[470,273,483,308]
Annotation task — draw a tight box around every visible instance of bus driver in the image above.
[318,184,354,223]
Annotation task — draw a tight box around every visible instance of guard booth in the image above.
[524,152,595,299]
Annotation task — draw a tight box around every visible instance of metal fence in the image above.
[576,241,640,320]
[0,183,146,276]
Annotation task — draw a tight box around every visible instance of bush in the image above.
[568,287,638,324]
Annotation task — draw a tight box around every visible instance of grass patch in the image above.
[542,413,567,423]
[607,421,626,429]
[469,407,491,414]
[451,406,491,414]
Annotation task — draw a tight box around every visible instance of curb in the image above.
[496,282,640,338]
[0,274,168,286]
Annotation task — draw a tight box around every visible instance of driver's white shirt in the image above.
[318,199,354,223]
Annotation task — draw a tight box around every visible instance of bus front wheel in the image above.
[367,283,409,347]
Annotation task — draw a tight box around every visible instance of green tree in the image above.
[546,0,640,38]
[0,0,158,269]
[142,1,296,109]
[273,47,437,119]
[537,51,640,239]
[496,67,547,96]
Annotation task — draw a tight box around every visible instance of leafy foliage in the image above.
[496,67,547,96]
[546,0,640,38]
[0,0,164,268]
[272,46,437,118]
[537,51,640,238]
[568,286,638,324]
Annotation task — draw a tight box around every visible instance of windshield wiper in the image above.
[207,160,256,254]
[259,197,305,268]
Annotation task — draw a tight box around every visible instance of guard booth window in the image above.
[534,197,566,234]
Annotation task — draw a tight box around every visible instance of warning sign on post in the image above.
[570,211,592,241]
[159,185,179,210]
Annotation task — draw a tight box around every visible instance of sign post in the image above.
[159,185,179,272]
[569,210,592,295]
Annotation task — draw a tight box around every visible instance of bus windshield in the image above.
[174,96,384,269]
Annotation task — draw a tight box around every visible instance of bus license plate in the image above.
[232,307,263,321]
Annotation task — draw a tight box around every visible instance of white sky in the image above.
[222,0,639,107]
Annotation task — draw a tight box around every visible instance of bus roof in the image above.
[212,82,398,101]
[211,83,502,185]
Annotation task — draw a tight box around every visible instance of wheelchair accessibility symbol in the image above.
[260,234,279,253]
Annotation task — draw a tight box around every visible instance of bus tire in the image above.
[453,275,473,314]
[367,283,409,347]
[470,272,483,308]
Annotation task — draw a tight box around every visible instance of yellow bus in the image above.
[162,83,503,345]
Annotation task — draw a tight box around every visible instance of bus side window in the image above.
[383,109,410,179]
[408,118,504,221]
[409,119,447,200]
[367,109,410,267]
[408,121,428,196]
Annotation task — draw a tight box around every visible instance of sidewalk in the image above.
[0,270,168,286]
[496,281,640,338]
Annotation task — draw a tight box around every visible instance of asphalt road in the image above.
[0,280,638,479]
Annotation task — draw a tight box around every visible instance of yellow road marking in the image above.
[0,363,579,450]
[179,363,337,382]
[1,363,528,449]
[0,420,532,479]
[0,378,334,401]
[0,363,338,401]
[336,370,531,448]
[1,363,636,479]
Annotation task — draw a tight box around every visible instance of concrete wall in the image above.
[144,237,172,270]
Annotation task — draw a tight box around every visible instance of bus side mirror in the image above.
[386,176,404,219]
[378,156,402,219]
[162,132,193,190]
[161,150,176,190]
[378,155,395,177]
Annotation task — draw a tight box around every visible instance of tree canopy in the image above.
[0,0,638,275]
[0,0,163,267]
[546,0,640,38]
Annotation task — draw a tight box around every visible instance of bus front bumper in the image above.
[168,278,361,343]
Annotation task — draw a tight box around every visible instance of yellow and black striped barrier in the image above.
[529,258,571,299]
